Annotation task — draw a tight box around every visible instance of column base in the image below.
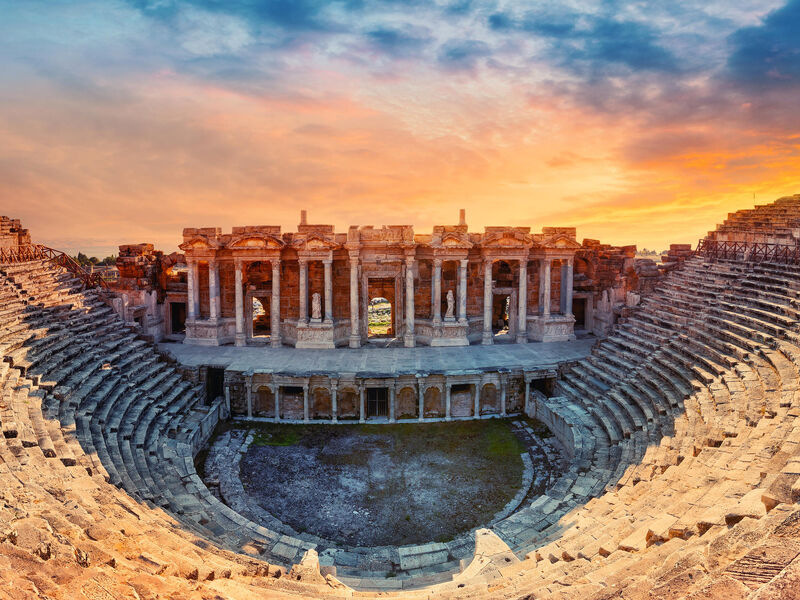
[403,334,416,348]
[482,331,493,345]
[235,333,246,347]
[270,336,282,348]
[515,333,528,344]
[349,335,361,349]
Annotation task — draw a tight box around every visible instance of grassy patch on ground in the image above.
[250,428,301,446]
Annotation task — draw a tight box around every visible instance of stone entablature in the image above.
[178,210,581,348]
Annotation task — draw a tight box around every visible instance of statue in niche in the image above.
[445,289,455,320]
[311,292,322,321]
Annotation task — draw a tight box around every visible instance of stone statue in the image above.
[445,289,455,319]
[311,292,322,321]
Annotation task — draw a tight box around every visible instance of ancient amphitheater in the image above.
[1,197,800,599]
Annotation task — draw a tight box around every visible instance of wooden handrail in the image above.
[696,239,800,265]
[0,244,109,289]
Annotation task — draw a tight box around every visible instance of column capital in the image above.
[405,256,415,266]
[433,257,443,267]
[298,257,308,266]
[271,257,281,267]
[234,257,243,269]
[460,258,469,267]
[322,258,333,265]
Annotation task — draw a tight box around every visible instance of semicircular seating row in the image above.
[1,256,799,599]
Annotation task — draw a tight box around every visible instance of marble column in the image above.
[517,258,528,344]
[389,384,396,423]
[404,257,415,348]
[303,381,310,423]
[524,378,530,413]
[224,385,231,415]
[271,260,281,347]
[234,259,245,346]
[432,258,442,325]
[445,382,452,420]
[323,259,333,323]
[349,254,360,348]
[359,386,365,423]
[500,376,507,416]
[272,383,280,420]
[208,259,220,322]
[482,259,493,345]
[458,259,468,324]
[192,262,200,318]
[331,379,338,423]
[187,259,197,321]
[417,379,424,422]
[473,382,480,417]
[246,375,252,419]
[564,257,574,317]
[298,259,308,325]
[540,259,552,317]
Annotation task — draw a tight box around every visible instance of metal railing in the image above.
[0,244,109,289]
[695,239,800,265]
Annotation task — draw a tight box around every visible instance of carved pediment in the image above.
[293,234,339,251]
[482,232,530,248]
[179,236,219,251]
[543,234,582,250]
[228,233,284,249]
[433,232,473,249]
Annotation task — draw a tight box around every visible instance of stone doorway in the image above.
[572,297,587,329]
[492,295,510,334]
[205,367,224,405]
[366,387,389,418]
[251,297,270,337]
[368,296,392,338]
[169,301,186,334]
[366,277,397,339]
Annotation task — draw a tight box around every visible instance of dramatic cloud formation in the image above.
[0,0,798,255]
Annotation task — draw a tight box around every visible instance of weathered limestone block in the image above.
[287,549,327,585]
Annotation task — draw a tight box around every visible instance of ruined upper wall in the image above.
[180,211,582,252]
[706,194,800,246]
[0,216,31,249]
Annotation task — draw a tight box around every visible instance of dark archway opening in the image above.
[170,301,186,334]
[206,367,225,405]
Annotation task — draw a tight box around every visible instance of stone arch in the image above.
[480,382,499,415]
[337,387,359,420]
[254,386,275,417]
[423,386,443,418]
[312,387,332,419]
[396,386,417,419]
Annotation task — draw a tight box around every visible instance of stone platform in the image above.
[159,338,595,378]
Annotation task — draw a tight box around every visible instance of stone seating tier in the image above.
[1,255,800,598]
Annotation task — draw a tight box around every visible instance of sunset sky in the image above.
[1,0,799,256]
